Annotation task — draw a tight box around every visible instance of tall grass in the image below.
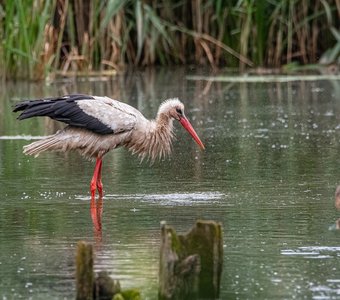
[0,0,339,80]
[1,1,55,80]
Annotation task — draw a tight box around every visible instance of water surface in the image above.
[1,69,340,299]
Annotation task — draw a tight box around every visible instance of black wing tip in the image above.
[12,94,95,113]
[13,101,29,113]
[12,94,113,135]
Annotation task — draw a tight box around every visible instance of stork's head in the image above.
[158,98,205,150]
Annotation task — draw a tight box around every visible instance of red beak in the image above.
[179,116,205,150]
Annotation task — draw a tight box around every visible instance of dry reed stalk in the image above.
[1,0,339,79]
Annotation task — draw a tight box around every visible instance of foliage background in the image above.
[0,0,339,80]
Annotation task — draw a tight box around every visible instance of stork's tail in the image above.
[23,135,61,157]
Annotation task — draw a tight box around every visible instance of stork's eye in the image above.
[176,108,182,115]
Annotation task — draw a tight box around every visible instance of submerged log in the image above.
[76,241,94,300]
[159,220,223,300]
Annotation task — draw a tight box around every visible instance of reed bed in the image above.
[0,0,339,80]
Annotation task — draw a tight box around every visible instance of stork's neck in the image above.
[126,113,175,161]
[156,112,174,130]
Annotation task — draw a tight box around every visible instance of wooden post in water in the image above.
[76,241,94,300]
[159,220,223,300]
[75,241,142,300]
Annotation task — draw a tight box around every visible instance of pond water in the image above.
[1,68,340,299]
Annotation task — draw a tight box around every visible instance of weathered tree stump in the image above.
[159,220,223,300]
[76,241,94,300]
[75,241,141,300]
[94,271,121,300]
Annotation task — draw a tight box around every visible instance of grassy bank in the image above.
[0,0,339,80]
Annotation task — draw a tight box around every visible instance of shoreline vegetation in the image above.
[0,0,339,80]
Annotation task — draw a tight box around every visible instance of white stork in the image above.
[13,94,205,201]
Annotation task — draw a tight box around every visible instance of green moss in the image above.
[169,227,182,254]
[112,293,124,300]
[112,289,141,300]
[121,289,141,300]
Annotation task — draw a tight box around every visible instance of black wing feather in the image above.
[13,94,114,135]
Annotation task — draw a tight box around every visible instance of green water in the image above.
[1,69,340,299]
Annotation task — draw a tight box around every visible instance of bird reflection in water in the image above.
[91,196,103,241]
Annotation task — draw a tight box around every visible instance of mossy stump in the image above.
[159,220,223,300]
[76,241,94,300]
[94,271,121,300]
[75,241,141,300]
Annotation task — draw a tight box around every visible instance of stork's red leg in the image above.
[96,159,103,198]
[90,158,103,199]
[90,158,103,232]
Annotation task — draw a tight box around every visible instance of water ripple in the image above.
[76,192,224,205]
[281,246,340,259]
[0,135,44,140]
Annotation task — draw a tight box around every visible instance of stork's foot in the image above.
[90,183,103,200]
